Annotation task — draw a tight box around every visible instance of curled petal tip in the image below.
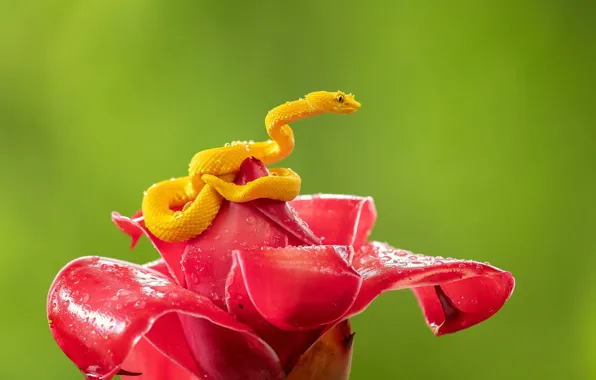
[348,242,514,335]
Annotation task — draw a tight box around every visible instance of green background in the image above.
[1,1,595,379]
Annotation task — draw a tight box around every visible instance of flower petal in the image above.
[119,338,197,380]
[348,242,515,335]
[250,198,322,246]
[181,158,293,309]
[47,256,283,380]
[181,201,292,310]
[142,258,171,278]
[290,194,377,248]
[234,158,321,246]
[225,257,323,373]
[232,246,362,331]
[112,211,187,286]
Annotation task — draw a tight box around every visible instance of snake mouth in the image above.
[341,93,361,113]
[345,100,361,113]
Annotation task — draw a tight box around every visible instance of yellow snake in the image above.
[141,90,361,242]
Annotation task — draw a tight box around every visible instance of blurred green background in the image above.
[1,1,595,379]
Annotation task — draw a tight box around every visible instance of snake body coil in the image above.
[142,90,361,242]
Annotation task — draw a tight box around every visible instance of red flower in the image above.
[47,158,514,380]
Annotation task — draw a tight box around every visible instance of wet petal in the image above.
[47,256,283,380]
[233,246,362,331]
[115,250,191,379]
[225,257,323,373]
[250,198,321,246]
[181,158,293,309]
[142,258,171,278]
[119,338,197,380]
[290,194,377,248]
[348,242,515,335]
[242,160,320,246]
[112,211,187,286]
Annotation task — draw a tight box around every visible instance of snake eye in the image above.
[337,94,344,103]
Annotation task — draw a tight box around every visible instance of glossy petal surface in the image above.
[112,211,187,286]
[290,194,377,248]
[225,257,322,373]
[236,158,321,246]
[119,260,198,379]
[233,246,362,331]
[120,338,197,380]
[142,258,171,278]
[348,242,515,335]
[47,256,283,380]
[181,159,292,309]
[251,198,321,246]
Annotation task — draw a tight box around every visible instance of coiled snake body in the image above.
[142,90,361,242]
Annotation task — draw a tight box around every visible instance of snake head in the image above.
[306,91,361,114]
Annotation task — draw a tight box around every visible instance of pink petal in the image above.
[119,338,197,379]
[181,158,292,309]
[348,242,515,335]
[250,198,322,246]
[123,260,195,379]
[290,194,377,248]
[232,246,362,331]
[112,212,187,286]
[47,256,283,380]
[225,257,323,373]
[181,202,292,310]
[235,158,321,246]
[142,258,171,278]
